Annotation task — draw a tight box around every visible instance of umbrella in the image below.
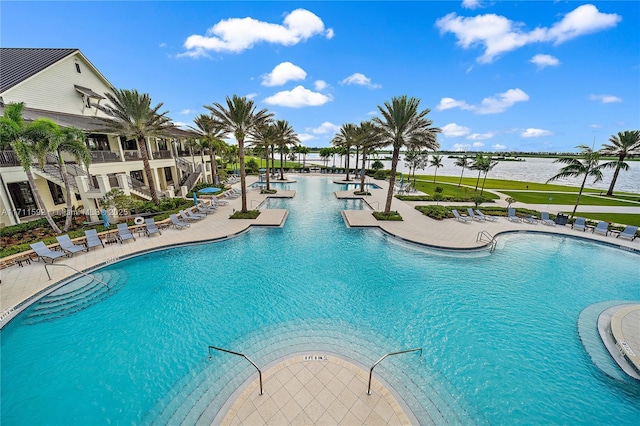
[197,187,221,193]
[100,209,110,228]
[193,192,198,206]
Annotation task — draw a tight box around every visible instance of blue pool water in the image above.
[1,177,639,424]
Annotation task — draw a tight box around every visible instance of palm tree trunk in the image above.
[384,147,400,214]
[238,137,248,212]
[138,135,160,204]
[360,147,367,192]
[606,164,621,196]
[57,155,74,232]
[345,148,350,181]
[279,150,284,180]
[572,173,589,217]
[210,150,217,185]
[265,146,270,191]
[481,172,488,195]
[26,170,62,233]
[475,170,481,190]
[458,168,464,187]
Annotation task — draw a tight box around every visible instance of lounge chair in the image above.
[475,210,498,222]
[592,221,609,236]
[523,215,538,225]
[30,241,68,263]
[452,209,472,223]
[507,208,522,222]
[117,223,136,242]
[467,208,485,222]
[170,214,190,229]
[144,218,162,237]
[56,234,88,255]
[197,200,216,214]
[181,209,205,221]
[572,217,586,232]
[84,229,104,249]
[616,225,638,241]
[213,197,229,206]
[540,212,556,226]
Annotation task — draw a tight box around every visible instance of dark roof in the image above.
[0,48,78,93]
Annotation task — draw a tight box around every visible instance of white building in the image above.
[0,48,212,228]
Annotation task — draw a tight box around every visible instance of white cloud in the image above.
[589,94,622,104]
[314,80,328,91]
[340,73,381,89]
[173,121,190,128]
[589,124,603,129]
[182,9,333,56]
[530,54,560,69]
[436,4,621,63]
[521,128,553,138]
[298,133,315,142]
[437,89,529,114]
[262,62,307,86]
[308,121,340,135]
[263,85,332,107]
[462,0,482,10]
[180,109,194,115]
[472,141,486,148]
[367,111,378,116]
[468,133,494,141]
[493,144,506,150]
[159,42,167,48]
[245,93,258,99]
[452,143,471,151]
[442,123,471,137]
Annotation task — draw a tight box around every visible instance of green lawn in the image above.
[571,213,640,227]
[412,179,499,200]
[501,191,640,206]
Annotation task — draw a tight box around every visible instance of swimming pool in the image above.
[1,177,639,424]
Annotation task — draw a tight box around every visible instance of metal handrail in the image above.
[208,346,263,395]
[476,230,497,253]
[44,263,109,289]
[367,348,422,395]
[251,199,261,209]
[369,201,380,211]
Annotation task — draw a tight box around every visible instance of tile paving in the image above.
[1,174,638,422]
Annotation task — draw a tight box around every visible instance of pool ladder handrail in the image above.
[44,263,109,289]
[367,347,422,395]
[477,230,497,253]
[208,345,263,395]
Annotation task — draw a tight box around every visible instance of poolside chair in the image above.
[117,223,136,242]
[572,217,587,232]
[181,209,205,221]
[507,208,522,223]
[84,229,104,249]
[170,214,190,229]
[452,209,472,223]
[56,234,88,256]
[523,215,538,225]
[540,212,556,226]
[197,200,217,214]
[616,225,638,241]
[144,218,162,237]
[30,241,68,263]
[467,208,485,222]
[592,221,609,236]
[475,209,498,222]
[213,197,229,206]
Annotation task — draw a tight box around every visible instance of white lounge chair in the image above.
[30,241,68,263]
[523,215,538,225]
[475,210,498,222]
[84,229,104,249]
[56,234,88,255]
[507,208,522,222]
[117,223,136,242]
[170,214,190,229]
[180,209,205,221]
[467,208,485,222]
[197,200,216,214]
[452,209,472,223]
[213,197,229,206]
[540,212,556,226]
[144,218,162,237]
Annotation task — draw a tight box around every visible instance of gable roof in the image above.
[0,48,78,93]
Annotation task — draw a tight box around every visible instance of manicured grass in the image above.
[567,213,640,227]
[412,179,499,200]
[229,210,261,219]
[502,191,640,206]
[373,211,403,221]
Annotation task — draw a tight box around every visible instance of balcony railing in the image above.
[124,150,142,161]
[152,150,173,159]
[0,151,21,167]
[90,151,121,163]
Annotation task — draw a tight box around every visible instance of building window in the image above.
[164,167,173,183]
[7,182,37,217]
[130,170,144,182]
[47,181,65,205]
[86,134,110,151]
[120,136,137,151]
[75,62,81,73]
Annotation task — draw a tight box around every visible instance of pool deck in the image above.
[1,174,639,422]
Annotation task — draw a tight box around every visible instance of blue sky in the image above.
[3,1,639,152]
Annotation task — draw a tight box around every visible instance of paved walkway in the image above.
[1,174,638,422]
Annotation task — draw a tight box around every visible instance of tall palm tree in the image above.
[274,120,299,180]
[319,147,332,168]
[471,153,486,190]
[191,114,227,185]
[356,120,380,192]
[332,123,357,181]
[298,145,311,168]
[547,145,604,217]
[479,156,498,195]
[372,95,441,215]
[205,95,273,213]
[429,154,443,183]
[94,88,173,205]
[248,123,278,190]
[454,155,471,187]
[599,130,640,196]
[56,127,91,231]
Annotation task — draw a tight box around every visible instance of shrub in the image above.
[230,210,261,219]
[372,211,403,221]
[415,205,450,220]
[373,170,387,180]
[371,160,384,171]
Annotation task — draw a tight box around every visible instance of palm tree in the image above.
[547,145,604,217]
[478,156,498,195]
[274,120,299,180]
[356,120,380,192]
[599,130,640,196]
[454,155,471,187]
[319,147,332,168]
[205,95,273,213]
[248,123,278,190]
[94,88,173,205]
[332,123,357,181]
[372,95,441,215]
[191,114,227,185]
[471,153,487,190]
[56,127,91,231]
[429,154,443,183]
[298,145,311,168]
